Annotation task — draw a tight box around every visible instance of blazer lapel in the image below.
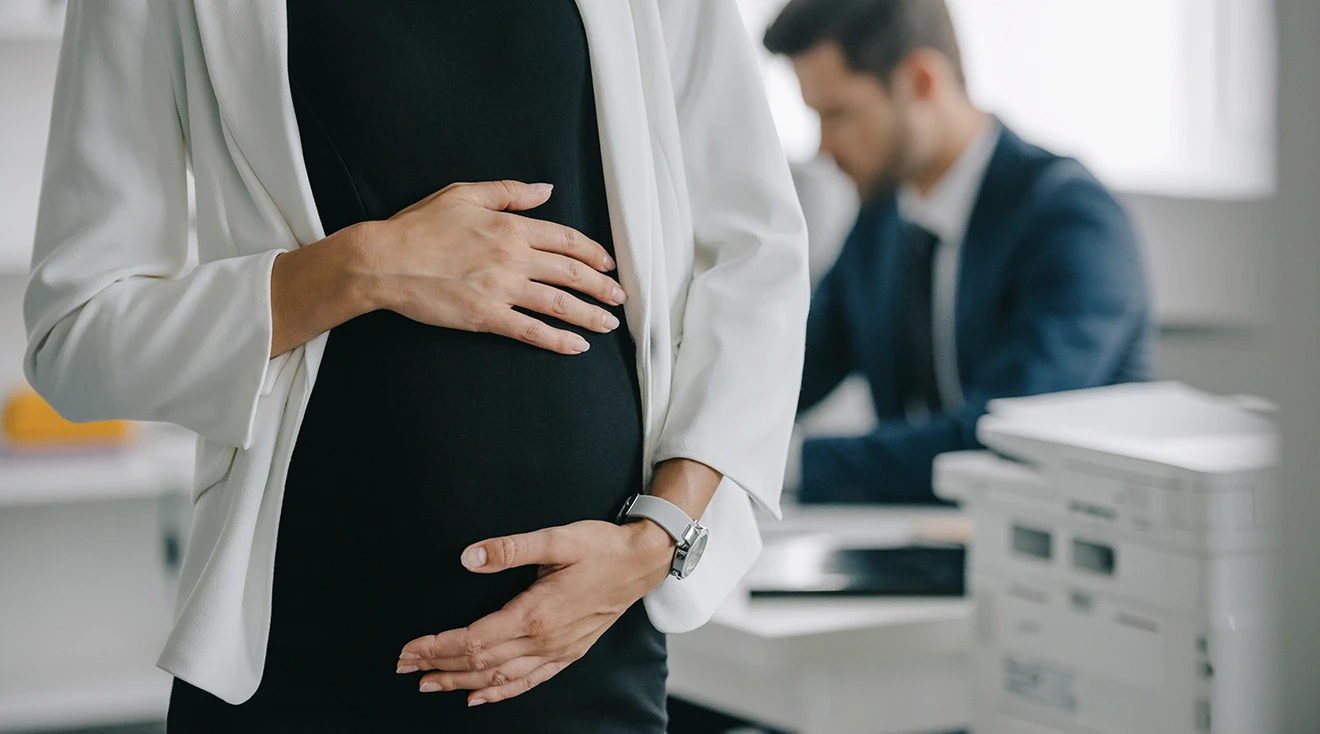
[573,0,655,361]
[191,2,323,249]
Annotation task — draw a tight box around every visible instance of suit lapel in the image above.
[872,201,906,415]
[954,129,1021,382]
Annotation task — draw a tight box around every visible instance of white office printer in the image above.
[934,382,1279,734]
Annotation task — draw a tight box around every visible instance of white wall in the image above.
[0,38,59,273]
[1268,0,1320,728]
[0,274,28,395]
[1126,194,1272,329]
[0,35,59,394]
[1126,194,1272,396]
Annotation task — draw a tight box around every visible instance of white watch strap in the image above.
[625,495,695,543]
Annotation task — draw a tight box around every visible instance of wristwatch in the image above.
[615,494,709,579]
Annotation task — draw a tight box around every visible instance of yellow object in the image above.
[2,385,134,447]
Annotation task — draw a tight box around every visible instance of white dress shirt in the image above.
[897,117,1001,417]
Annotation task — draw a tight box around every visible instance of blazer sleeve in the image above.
[800,169,1151,503]
[652,0,811,518]
[22,1,285,450]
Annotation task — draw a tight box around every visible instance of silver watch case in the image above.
[616,494,709,579]
[672,521,710,578]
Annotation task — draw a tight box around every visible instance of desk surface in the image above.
[763,503,971,545]
[714,504,969,643]
[683,504,970,657]
[667,505,973,734]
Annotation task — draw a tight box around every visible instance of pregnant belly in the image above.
[271,308,643,649]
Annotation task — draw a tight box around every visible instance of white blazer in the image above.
[24,0,809,704]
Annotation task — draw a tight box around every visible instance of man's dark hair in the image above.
[764,0,966,88]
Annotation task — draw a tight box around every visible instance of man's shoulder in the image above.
[992,126,1119,216]
[979,126,1143,286]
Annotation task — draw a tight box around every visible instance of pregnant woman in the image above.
[24,1,808,731]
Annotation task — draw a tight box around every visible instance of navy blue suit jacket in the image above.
[798,126,1153,504]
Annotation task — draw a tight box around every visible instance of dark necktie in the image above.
[896,223,942,414]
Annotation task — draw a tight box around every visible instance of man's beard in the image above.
[858,120,916,202]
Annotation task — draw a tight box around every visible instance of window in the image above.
[736,0,1276,198]
[948,0,1275,198]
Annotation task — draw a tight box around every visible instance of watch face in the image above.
[680,528,709,577]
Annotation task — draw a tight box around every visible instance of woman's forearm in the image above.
[268,222,380,359]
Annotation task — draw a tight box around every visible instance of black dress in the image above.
[166,2,666,731]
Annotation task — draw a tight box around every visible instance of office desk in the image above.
[667,506,973,734]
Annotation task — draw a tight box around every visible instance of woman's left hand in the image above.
[396,518,675,706]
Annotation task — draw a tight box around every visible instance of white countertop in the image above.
[0,425,195,506]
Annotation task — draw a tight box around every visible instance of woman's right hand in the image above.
[360,179,627,355]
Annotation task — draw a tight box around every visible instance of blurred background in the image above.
[2,0,1318,732]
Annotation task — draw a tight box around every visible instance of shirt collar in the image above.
[897,116,1001,244]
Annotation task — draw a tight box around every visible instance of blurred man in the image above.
[767,0,1153,503]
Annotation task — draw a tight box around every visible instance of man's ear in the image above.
[901,48,948,101]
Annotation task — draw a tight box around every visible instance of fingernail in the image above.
[573,337,591,353]
[420,681,441,693]
[396,665,419,675]
[469,698,487,707]
[603,254,616,270]
[461,546,487,569]
[603,313,620,330]
[612,287,627,304]
[399,652,420,661]
[530,183,553,196]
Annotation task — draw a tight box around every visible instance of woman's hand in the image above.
[396,519,675,707]
[356,179,627,355]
